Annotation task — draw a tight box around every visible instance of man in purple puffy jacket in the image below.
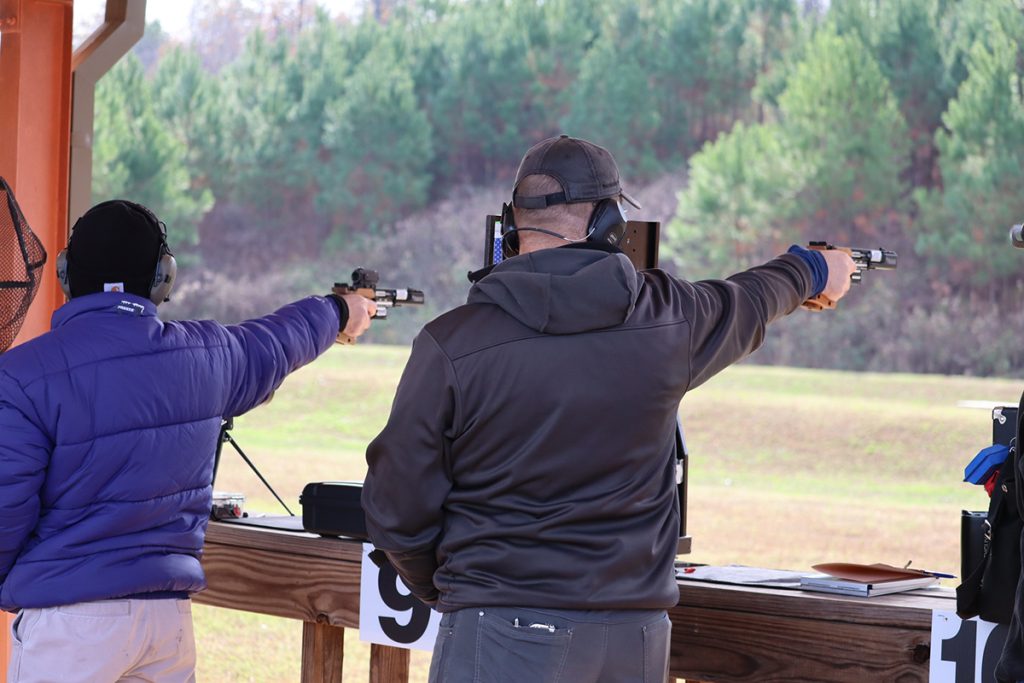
[0,200,375,683]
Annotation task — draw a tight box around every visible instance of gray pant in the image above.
[427,606,671,683]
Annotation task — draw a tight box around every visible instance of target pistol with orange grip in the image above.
[332,268,425,344]
[801,242,898,311]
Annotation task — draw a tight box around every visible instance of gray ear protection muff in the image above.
[148,244,177,304]
[58,201,177,305]
[55,247,71,300]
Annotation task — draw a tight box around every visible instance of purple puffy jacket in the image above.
[0,292,340,610]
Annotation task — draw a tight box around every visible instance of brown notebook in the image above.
[811,562,933,583]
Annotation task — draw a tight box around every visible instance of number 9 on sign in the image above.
[359,543,441,651]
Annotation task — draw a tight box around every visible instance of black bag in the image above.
[957,398,1024,625]
[997,394,1024,681]
[961,510,988,585]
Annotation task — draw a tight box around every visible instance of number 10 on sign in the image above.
[359,543,441,651]
[931,610,1009,683]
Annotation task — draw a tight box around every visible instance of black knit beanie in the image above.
[67,200,164,298]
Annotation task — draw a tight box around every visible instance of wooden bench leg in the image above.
[369,644,410,683]
[301,621,345,683]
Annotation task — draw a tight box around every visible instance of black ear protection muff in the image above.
[586,198,628,247]
[499,201,519,258]
[499,197,628,259]
[57,200,177,305]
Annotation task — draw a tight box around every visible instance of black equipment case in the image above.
[300,481,368,540]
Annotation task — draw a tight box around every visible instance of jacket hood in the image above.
[467,245,641,334]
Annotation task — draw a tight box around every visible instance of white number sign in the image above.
[358,543,441,651]
[931,610,1010,683]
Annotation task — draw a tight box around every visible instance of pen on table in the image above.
[904,561,955,579]
[922,570,957,579]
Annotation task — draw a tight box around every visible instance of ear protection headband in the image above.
[499,197,628,259]
[57,200,177,305]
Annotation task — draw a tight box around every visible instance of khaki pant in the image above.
[7,599,196,683]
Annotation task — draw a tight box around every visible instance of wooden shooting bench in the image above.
[197,521,950,682]
[668,580,947,682]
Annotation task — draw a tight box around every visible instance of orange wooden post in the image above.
[0,0,74,678]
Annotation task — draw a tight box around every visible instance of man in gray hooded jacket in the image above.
[362,135,856,682]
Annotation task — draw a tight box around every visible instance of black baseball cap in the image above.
[512,134,641,210]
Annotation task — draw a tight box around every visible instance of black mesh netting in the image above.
[0,177,47,353]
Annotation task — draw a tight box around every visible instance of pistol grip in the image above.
[332,284,369,341]
[801,293,837,312]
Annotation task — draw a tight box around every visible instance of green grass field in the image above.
[196,345,1020,682]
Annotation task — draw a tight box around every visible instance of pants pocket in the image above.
[9,610,35,681]
[10,608,38,647]
[476,611,572,683]
[11,611,25,645]
[642,613,671,683]
[427,615,455,683]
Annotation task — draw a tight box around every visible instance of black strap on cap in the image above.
[512,191,568,210]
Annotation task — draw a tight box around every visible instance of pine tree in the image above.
[93,54,210,258]
[915,22,1024,286]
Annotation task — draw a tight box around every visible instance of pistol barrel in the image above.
[851,248,898,270]
[1011,224,1024,249]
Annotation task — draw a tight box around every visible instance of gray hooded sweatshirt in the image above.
[363,244,814,612]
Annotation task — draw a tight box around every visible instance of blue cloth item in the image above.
[787,245,828,296]
[493,235,504,265]
[964,443,1010,484]
[0,292,340,610]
